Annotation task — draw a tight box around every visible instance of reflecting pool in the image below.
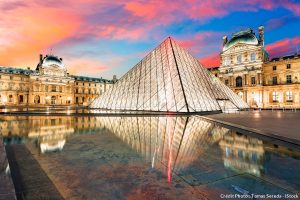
[1,115,299,199]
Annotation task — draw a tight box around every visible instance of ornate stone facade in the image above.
[0,54,115,106]
[212,26,300,109]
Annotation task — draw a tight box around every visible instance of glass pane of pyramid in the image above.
[90,37,249,113]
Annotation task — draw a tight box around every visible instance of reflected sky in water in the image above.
[1,116,300,199]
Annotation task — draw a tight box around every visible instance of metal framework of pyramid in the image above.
[90,37,249,113]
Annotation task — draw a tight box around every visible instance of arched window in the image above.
[19,95,24,103]
[236,76,242,87]
[34,95,40,104]
[8,95,13,103]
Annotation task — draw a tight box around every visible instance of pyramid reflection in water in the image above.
[92,37,248,113]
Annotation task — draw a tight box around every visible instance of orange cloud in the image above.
[0,6,81,67]
[67,58,110,77]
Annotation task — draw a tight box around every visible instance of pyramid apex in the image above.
[164,36,173,42]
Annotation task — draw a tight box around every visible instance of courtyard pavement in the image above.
[206,110,300,146]
[0,137,16,200]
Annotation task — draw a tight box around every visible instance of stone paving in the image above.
[0,136,16,200]
[207,110,300,144]
[5,145,63,200]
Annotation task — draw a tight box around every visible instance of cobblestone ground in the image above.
[208,110,300,143]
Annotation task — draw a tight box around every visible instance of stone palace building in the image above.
[0,54,115,106]
[210,26,300,109]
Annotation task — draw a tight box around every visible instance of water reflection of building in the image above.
[1,116,74,153]
[2,116,300,180]
[0,116,228,176]
[219,131,265,176]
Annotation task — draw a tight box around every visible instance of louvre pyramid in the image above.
[90,37,249,113]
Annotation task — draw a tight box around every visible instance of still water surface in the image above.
[1,115,299,199]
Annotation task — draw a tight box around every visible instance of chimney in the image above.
[113,75,117,83]
[258,26,264,46]
[222,36,228,47]
[39,54,43,63]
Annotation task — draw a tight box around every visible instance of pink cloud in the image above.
[285,1,300,16]
[266,37,300,57]
[177,32,223,56]
[1,0,300,76]
[199,53,220,68]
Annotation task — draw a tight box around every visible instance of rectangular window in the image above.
[286,75,292,84]
[237,55,242,64]
[51,85,56,92]
[287,64,291,69]
[272,91,279,102]
[273,66,277,70]
[250,53,256,61]
[251,77,256,85]
[272,76,277,85]
[225,80,229,85]
[10,76,13,80]
[224,57,230,65]
[286,91,293,102]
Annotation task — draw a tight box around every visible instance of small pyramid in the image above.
[90,37,248,113]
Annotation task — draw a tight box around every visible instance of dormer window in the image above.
[250,53,256,61]
[237,55,242,64]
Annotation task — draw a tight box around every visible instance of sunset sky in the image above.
[0,0,300,79]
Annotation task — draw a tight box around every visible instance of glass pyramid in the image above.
[90,37,249,113]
